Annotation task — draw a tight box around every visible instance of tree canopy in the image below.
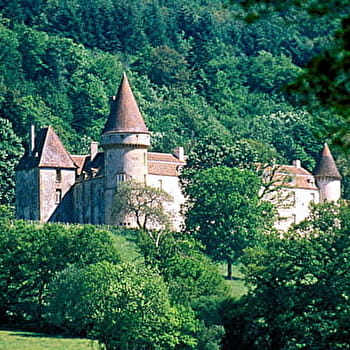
[184,166,274,278]
[222,202,350,350]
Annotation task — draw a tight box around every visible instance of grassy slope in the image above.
[0,330,100,350]
[219,264,248,298]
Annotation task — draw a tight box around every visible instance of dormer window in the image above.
[307,178,315,186]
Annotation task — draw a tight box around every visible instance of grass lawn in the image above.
[219,263,248,298]
[0,330,100,350]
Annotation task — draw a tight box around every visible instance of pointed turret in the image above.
[315,143,341,203]
[103,73,149,134]
[314,143,341,179]
[101,73,151,225]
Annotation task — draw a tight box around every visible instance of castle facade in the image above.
[15,74,341,231]
[15,74,185,228]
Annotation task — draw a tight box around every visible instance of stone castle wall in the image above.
[16,168,40,220]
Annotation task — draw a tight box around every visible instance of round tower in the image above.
[314,143,342,203]
[101,73,150,224]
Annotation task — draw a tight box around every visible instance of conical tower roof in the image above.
[103,73,149,134]
[314,143,341,179]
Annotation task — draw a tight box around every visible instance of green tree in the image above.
[184,166,273,279]
[232,202,350,350]
[113,181,173,238]
[138,232,227,305]
[0,221,120,326]
[47,261,199,350]
[0,118,23,205]
[235,0,350,148]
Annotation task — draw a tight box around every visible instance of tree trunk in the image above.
[227,261,232,280]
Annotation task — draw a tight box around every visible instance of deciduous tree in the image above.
[113,181,173,245]
[47,261,199,350]
[184,166,273,279]
[230,202,350,350]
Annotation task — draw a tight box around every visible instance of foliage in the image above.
[236,0,350,149]
[0,118,24,204]
[47,261,199,350]
[139,232,227,305]
[224,202,350,350]
[0,204,15,220]
[0,221,120,326]
[184,166,274,278]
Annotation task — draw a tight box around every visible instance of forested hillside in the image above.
[0,0,348,204]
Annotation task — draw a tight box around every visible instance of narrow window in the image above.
[310,193,315,203]
[55,189,62,204]
[56,169,62,183]
[290,191,296,205]
[158,179,163,190]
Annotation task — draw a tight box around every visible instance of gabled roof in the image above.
[272,165,318,190]
[103,73,149,134]
[16,127,76,170]
[314,143,341,179]
[71,155,89,175]
[147,152,185,177]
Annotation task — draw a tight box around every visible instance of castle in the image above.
[261,148,341,231]
[15,74,185,228]
[15,74,341,231]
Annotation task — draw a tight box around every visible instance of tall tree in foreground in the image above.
[227,202,350,350]
[184,166,273,279]
[0,222,119,326]
[47,261,199,350]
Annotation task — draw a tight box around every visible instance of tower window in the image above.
[55,189,62,204]
[311,193,315,203]
[56,169,62,183]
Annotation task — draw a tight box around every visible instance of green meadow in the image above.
[0,330,99,350]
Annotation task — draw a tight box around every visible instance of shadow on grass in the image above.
[6,331,79,340]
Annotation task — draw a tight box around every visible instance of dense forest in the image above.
[1,0,349,204]
[2,1,350,350]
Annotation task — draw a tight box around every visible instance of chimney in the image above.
[174,146,185,161]
[29,124,35,157]
[293,159,301,168]
[90,141,98,160]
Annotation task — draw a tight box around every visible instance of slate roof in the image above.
[147,152,185,177]
[314,143,341,179]
[16,127,76,170]
[103,73,149,134]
